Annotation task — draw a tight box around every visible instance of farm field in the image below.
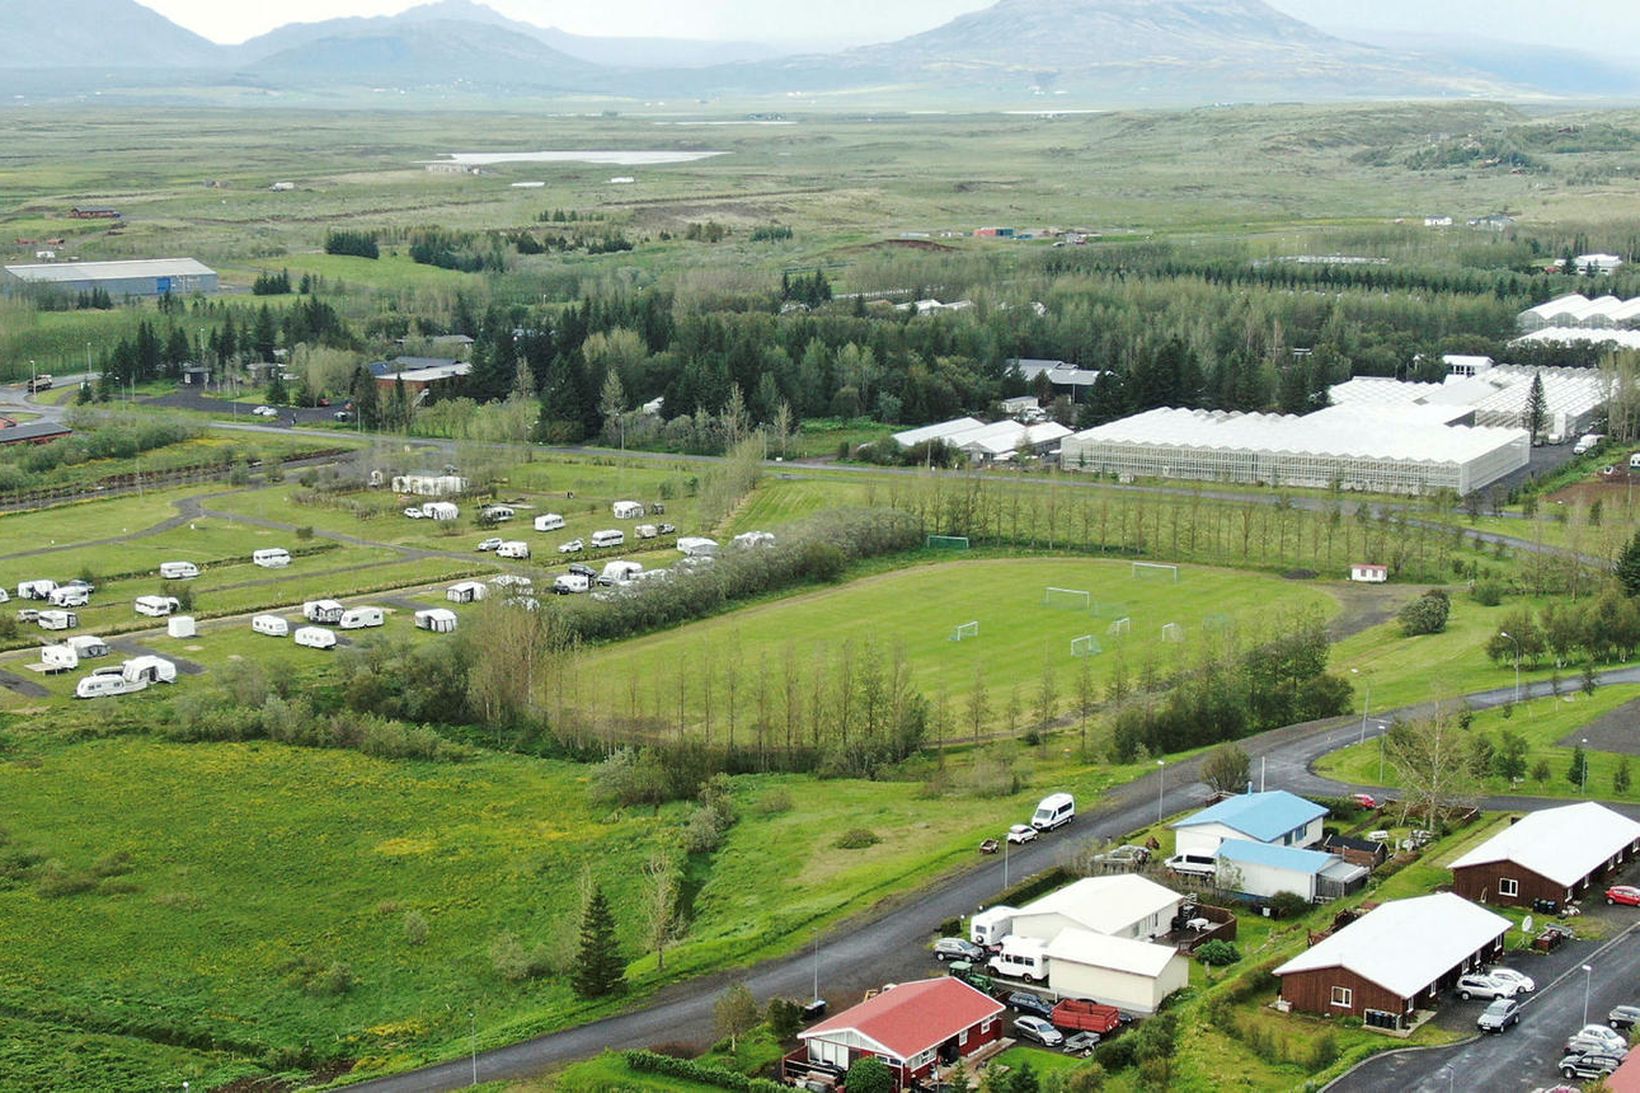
[575,557,1340,735]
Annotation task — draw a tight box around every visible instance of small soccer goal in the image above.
[1106,616,1131,638]
[1042,587,1091,610]
[1132,562,1180,582]
[950,620,980,642]
[927,535,971,551]
[1071,634,1103,657]
[1161,622,1185,643]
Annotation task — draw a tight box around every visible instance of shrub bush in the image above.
[1470,580,1505,606]
[1399,589,1451,636]
[622,1050,787,1092]
[489,932,551,982]
[757,788,793,815]
[834,828,879,849]
[403,910,429,946]
[1196,940,1242,966]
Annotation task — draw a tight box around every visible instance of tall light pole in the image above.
[1583,964,1594,1026]
[1499,630,1521,703]
[811,928,820,1004]
[28,359,36,392]
[1351,668,1370,745]
[470,1010,477,1087]
[1582,738,1590,795]
[1156,759,1166,825]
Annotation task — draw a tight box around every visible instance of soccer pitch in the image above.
[579,559,1339,734]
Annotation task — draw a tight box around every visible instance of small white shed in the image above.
[167,616,197,639]
[1350,564,1388,584]
[1044,929,1190,1015]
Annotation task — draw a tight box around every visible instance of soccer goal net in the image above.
[950,620,980,642]
[1106,616,1131,637]
[927,535,971,551]
[1042,587,1091,610]
[1161,622,1185,643]
[1071,634,1103,657]
[1132,562,1180,582]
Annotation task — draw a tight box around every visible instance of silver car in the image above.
[1013,1016,1063,1047]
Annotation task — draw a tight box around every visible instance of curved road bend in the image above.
[348,672,1640,1092]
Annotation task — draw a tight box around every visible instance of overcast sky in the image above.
[137,0,1640,57]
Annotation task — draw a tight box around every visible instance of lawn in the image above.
[575,557,1339,736]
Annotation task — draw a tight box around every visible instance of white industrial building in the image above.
[1329,365,1605,437]
[1515,328,1640,351]
[1044,928,1190,1015]
[891,417,1069,462]
[2,258,218,298]
[1008,875,1183,944]
[1518,292,1640,332]
[1061,404,1529,496]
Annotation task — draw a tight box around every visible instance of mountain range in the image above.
[2,0,1636,105]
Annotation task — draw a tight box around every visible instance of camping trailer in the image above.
[65,636,109,659]
[293,627,338,650]
[251,615,290,637]
[446,581,488,603]
[553,573,591,595]
[414,608,458,634]
[75,672,145,699]
[635,524,658,539]
[122,656,177,685]
[597,561,644,587]
[48,586,89,608]
[612,501,645,520]
[533,513,566,533]
[338,606,385,630]
[17,579,57,600]
[302,600,345,624]
[37,610,77,631]
[159,561,200,580]
[496,541,531,560]
[253,548,292,569]
[482,505,516,522]
[41,644,78,672]
[590,529,625,549]
[677,537,719,558]
[167,616,197,639]
[135,596,182,617]
[421,502,460,521]
[970,906,1018,949]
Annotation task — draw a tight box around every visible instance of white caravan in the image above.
[37,610,77,631]
[159,561,200,580]
[122,655,177,685]
[533,513,566,533]
[496,541,531,560]
[75,671,145,699]
[251,615,290,637]
[293,627,338,650]
[446,581,488,603]
[414,608,458,633]
[48,586,89,608]
[590,529,625,549]
[135,596,182,617]
[677,537,719,558]
[17,579,57,600]
[612,500,645,520]
[65,635,109,659]
[597,561,644,587]
[338,606,385,630]
[302,600,345,624]
[970,907,1017,949]
[41,644,79,672]
[253,548,292,569]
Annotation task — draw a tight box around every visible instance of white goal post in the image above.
[1042,587,1091,610]
[1132,562,1180,582]
[1071,634,1102,657]
[1161,622,1185,643]
[950,621,980,642]
[1106,616,1131,637]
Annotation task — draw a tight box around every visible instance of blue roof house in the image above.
[1215,839,1369,902]
[1171,790,1327,857]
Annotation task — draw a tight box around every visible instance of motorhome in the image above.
[122,655,177,685]
[294,627,338,650]
[48,586,89,608]
[75,672,145,699]
[1031,792,1076,831]
[302,600,345,624]
[496,541,531,560]
[677,537,719,558]
[251,615,290,637]
[135,596,182,618]
[159,561,200,580]
[65,635,108,659]
[533,513,566,533]
[17,579,57,600]
[414,608,458,633]
[37,610,77,631]
[598,561,644,587]
[612,500,645,520]
[41,644,78,672]
[553,573,591,595]
[590,529,625,549]
[446,581,488,603]
[253,548,292,569]
[987,936,1050,983]
[338,606,385,630]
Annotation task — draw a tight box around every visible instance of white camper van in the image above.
[414,608,458,634]
[339,606,385,630]
[135,596,182,618]
[446,581,488,603]
[1031,792,1076,831]
[41,644,78,672]
[970,906,1017,950]
[612,500,645,520]
[65,635,109,659]
[496,541,531,560]
[17,579,57,600]
[302,600,345,624]
[590,529,625,549]
[253,548,292,569]
[987,936,1049,983]
[159,561,200,580]
[294,627,338,650]
[597,561,644,587]
[252,615,290,637]
[75,671,144,699]
[122,655,177,685]
[48,586,89,608]
[534,513,566,533]
[677,537,719,558]
[37,610,77,631]
[553,573,591,595]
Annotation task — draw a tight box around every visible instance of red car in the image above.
[1605,885,1640,907]
[1352,793,1378,809]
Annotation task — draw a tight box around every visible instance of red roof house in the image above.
[785,978,1005,1090]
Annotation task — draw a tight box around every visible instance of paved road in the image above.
[346,673,1640,1091]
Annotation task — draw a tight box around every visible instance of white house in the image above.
[1171,790,1328,856]
[1043,929,1190,1015]
[1350,564,1388,584]
[1215,839,1369,903]
[1008,875,1182,944]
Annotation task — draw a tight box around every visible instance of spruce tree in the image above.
[1618,531,1640,598]
[571,885,625,999]
[1524,371,1547,440]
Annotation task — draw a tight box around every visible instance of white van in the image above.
[446,581,489,603]
[590,529,625,549]
[1574,433,1605,455]
[41,644,78,672]
[496,541,531,560]
[159,561,200,580]
[75,672,145,699]
[1031,792,1076,831]
[253,548,292,569]
[677,536,719,558]
[1165,852,1218,879]
[987,936,1049,983]
[302,600,345,624]
[612,500,645,520]
[415,608,458,633]
[339,606,385,630]
[969,906,1017,950]
[598,561,644,587]
[135,596,182,618]
[1629,452,1640,471]
[65,635,109,659]
[534,513,566,533]
[294,626,338,650]
[252,614,290,637]
[37,610,77,631]
[17,579,57,600]
[553,573,591,595]
[122,655,177,685]
[48,586,89,608]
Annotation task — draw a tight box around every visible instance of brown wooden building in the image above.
[1274,894,1509,1029]
[1449,802,1640,908]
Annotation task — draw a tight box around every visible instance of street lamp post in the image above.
[470,1010,477,1087]
[811,928,820,1005]
[1351,668,1370,746]
[1499,630,1521,703]
[1582,738,1590,795]
[1003,831,1010,889]
[1583,963,1594,1026]
[1156,759,1165,825]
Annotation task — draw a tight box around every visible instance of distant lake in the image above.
[434,151,728,167]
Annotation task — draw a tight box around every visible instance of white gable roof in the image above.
[892,417,985,448]
[1448,802,1640,887]
[1017,874,1180,935]
[1274,893,1509,998]
[1044,928,1182,977]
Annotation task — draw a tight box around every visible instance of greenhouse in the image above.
[1061,406,1529,496]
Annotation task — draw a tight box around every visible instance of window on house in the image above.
[1498,878,1518,897]
[1331,986,1353,1008]
[959,1029,969,1047]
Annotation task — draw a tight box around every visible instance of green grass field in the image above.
[577,558,1338,736]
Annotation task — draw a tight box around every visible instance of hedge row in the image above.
[622,1050,786,1092]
